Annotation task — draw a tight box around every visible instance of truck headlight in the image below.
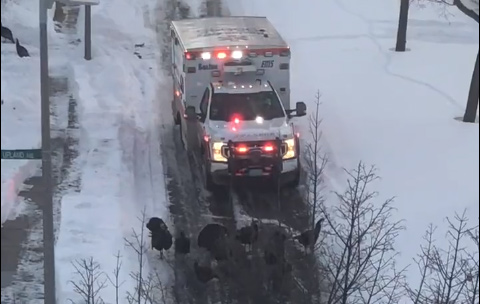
[283,138,296,159]
[212,142,227,162]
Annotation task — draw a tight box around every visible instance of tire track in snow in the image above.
[114,34,180,300]
[215,0,328,300]
[231,183,326,302]
[154,0,326,301]
[142,1,239,302]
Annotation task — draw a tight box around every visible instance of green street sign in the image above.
[1,149,42,160]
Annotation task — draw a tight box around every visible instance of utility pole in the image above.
[68,0,99,60]
[40,0,56,303]
[85,4,92,60]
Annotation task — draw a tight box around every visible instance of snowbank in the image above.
[224,0,479,293]
[0,0,58,224]
[55,0,172,302]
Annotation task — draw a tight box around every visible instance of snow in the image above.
[3,0,478,301]
[1,0,44,224]
[225,0,479,295]
[54,0,173,301]
[3,0,173,299]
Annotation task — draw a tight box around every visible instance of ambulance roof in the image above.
[211,82,274,94]
[171,16,289,51]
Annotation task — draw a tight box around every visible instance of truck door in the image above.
[189,87,210,154]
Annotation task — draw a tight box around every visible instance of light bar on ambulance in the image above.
[231,50,243,59]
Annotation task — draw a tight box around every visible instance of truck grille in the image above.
[221,141,287,158]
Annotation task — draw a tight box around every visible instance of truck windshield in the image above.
[209,91,285,122]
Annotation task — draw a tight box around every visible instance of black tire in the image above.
[174,113,180,125]
[289,169,301,188]
[203,161,216,192]
[285,159,301,188]
[179,121,186,150]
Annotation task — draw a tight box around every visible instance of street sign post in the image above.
[63,0,100,60]
[40,0,55,302]
[1,149,43,160]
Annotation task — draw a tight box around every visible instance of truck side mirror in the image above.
[185,106,198,121]
[295,102,307,117]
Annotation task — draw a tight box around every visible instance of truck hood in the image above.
[207,117,294,142]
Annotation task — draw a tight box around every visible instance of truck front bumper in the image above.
[210,158,299,185]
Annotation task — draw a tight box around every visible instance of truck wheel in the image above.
[179,121,186,150]
[286,160,301,188]
[203,162,216,192]
[289,169,301,188]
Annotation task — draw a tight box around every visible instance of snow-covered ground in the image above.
[2,0,173,302]
[55,0,174,302]
[1,0,74,225]
[3,0,478,301]
[1,0,45,224]
[225,0,479,294]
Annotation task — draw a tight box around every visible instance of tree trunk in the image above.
[452,1,479,123]
[395,0,410,52]
[463,51,479,123]
[454,0,479,23]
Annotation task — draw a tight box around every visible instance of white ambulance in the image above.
[170,16,307,190]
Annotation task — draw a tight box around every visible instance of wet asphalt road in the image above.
[154,0,322,303]
[159,105,321,304]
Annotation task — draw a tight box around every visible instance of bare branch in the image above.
[417,0,479,22]
[106,251,125,304]
[68,257,107,304]
[303,90,329,251]
[124,208,149,303]
[320,162,406,304]
[405,224,437,304]
[464,224,479,304]
[414,210,477,303]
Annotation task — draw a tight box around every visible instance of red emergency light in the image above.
[236,145,248,153]
[231,114,242,124]
[184,47,290,61]
[263,143,275,152]
[230,114,243,132]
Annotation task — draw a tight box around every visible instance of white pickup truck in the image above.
[170,16,307,190]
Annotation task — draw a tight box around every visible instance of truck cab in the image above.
[184,81,306,190]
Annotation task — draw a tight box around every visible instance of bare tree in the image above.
[304,90,328,247]
[423,0,479,22]
[124,210,170,304]
[302,91,329,303]
[464,226,479,304]
[68,257,108,304]
[409,210,478,303]
[124,211,150,303]
[422,0,479,122]
[427,211,472,303]
[396,0,411,52]
[106,251,125,304]
[406,224,437,303]
[319,162,407,304]
[126,272,168,304]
